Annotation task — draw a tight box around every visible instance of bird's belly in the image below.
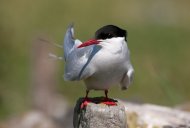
[84,74,122,90]
[84,52,126,90]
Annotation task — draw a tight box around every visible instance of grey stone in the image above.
[73,97,127,128]
[120,101,190,128]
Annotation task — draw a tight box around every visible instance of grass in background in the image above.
[0,0,190,119]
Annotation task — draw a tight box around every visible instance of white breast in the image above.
[83,37,131,90]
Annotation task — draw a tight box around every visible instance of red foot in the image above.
[102,101,117,106]
[80,90,91,109]
[80,99,91,109]
[103,90,117,106]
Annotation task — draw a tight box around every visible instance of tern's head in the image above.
[77,25,127,48]
[95,25,127,41]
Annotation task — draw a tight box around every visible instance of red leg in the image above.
[81,90,90,109]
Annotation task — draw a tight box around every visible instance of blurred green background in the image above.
[0,0,190,119]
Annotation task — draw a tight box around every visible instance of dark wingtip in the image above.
[68,22,74,29]
[66,23,75,39]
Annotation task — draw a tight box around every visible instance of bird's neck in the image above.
[102,37,126,54]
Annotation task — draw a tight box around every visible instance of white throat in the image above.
[98,37,126,54]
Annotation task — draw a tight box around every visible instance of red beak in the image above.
[77,39,100,48]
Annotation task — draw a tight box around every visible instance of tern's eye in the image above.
[106,33,113,39]
[97,33,114,40]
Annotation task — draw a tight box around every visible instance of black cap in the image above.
[95,25,127,41]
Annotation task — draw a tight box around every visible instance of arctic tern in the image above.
[63,24,134,102]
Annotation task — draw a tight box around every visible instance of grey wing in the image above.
[120,66,134,90]
[64,46,95,81]
[63,24,77,61]
[63,24,95,81]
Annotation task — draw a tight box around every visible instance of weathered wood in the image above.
[73,97,127,128]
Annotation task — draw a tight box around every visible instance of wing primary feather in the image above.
[63,23,75,60]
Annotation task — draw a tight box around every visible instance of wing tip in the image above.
[68,22,74,28]
[67,23,75,38]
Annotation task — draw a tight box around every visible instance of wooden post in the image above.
[73,97,127,128]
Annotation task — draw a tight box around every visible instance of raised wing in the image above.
[63,24,97,81]
[63,24,76,61]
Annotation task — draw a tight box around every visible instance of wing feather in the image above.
[120,67,134,90]
[63,24,75,60]
[63,24,95,81]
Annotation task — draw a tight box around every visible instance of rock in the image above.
[175,102,190,112]
[73,97,127,128]
[119,101,190,128]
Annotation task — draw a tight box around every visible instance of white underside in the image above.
[81,37,134,90]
